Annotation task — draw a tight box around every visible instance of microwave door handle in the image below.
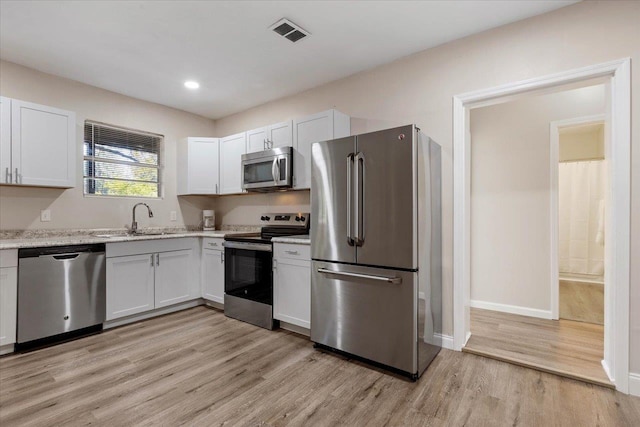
[272,158,278,183]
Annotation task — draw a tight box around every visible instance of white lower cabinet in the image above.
[155,250,193,308]
[202,248,224,304]
[0,266,18,348]
[273,243,311,329]
[106,247,194,320]
[106,253,155,320]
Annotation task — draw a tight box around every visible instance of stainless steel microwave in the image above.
[241,146,293,192]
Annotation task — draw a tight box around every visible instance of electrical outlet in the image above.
[170,211,177,221]
[40,209,51,222]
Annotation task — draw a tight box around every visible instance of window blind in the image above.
[83,121,162,198]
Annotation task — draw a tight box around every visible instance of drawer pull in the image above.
[208,242,219,247]
[285,250,299,255]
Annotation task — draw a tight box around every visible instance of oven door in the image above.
[242,152,291,190]
[224,241,273,305]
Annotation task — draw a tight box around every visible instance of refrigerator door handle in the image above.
[354,152,365,246]
[317,267,402,284]
[347,154,355,246]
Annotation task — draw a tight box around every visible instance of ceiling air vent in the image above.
[270,18,310,43]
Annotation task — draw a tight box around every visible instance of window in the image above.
[84,121,162,198]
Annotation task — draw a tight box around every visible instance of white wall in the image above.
[212,1,640,375]
[0,61,217,230]
[469,85,605,314]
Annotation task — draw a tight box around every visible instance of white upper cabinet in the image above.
[3,98,76,188]
[267,120,293,149]
[246,127,268,154]
[219,132,246,194]
[246,120,293,154]
[0,97,11,184]
[293,109,350,189]
[177,137,219,195]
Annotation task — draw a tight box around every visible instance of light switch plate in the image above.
[40,209,51,222]
[170,211,177,221]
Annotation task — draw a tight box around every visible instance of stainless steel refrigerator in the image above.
[310,124,442,380]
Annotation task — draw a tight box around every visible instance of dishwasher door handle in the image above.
[52,253,81,260]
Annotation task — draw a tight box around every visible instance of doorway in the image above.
[452,59,631,394]
[553,117,606,327]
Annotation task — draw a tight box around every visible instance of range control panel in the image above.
[260,212,310,226]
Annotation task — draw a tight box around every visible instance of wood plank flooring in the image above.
[464,308,612,388]
[1,306,638,426]
[560,280,604,324]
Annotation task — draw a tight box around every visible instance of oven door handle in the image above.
[223,241,273,252]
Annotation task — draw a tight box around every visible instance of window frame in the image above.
[83,120,164,199]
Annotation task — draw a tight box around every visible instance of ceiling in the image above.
[0,1,578,120]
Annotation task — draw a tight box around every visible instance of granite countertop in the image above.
[0,228,251,250]
[271,235,310,245]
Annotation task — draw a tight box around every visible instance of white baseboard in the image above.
[104,299,203,329]
[601,359,614,382]
[280,321,310,337]
[470,300,552,320]
[434,333,454,350]
[629,373,640,397]
[0,343,14,355]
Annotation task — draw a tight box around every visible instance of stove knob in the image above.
[264,216,270,221]
[300,216,306,222]
[260,216,265,221]
[295,216,300,221]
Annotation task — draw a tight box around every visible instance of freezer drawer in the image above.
[311,261,417,374]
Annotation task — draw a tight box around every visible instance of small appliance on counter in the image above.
[203,210,216,231]
[223,213,310,329]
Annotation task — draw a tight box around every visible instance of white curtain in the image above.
[558,160,605,276]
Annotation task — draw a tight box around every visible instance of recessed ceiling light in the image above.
[184,81,200,89]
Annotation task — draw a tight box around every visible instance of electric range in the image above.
[223,213,310,329]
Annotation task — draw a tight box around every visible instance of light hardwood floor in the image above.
[1,306,638,426]
[560,280,604,325]
[464,308,612,388]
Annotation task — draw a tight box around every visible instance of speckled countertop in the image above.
[271,235,310,245]
[0,227,256,250]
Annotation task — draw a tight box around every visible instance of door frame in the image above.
[549,114,606,320]
[452,58,631,393]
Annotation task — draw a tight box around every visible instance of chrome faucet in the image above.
[131,203,154,234]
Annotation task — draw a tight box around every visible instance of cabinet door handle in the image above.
[5,167,11,184]
[208,242,218,247]
[156,253,160,266]
[150,254,154,266]
[273,259,277,270]
[215,183,218,194]
[285,250,299,255]
[220,252,224,263]
[15,168,19,184]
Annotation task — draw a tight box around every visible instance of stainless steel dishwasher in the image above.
[17,244,106,348]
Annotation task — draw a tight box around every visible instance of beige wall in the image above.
[213,1,640,373]
[470,85,605,312]
[0,61,217,230]
[214,191,310,228]
[559,123,605,162]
